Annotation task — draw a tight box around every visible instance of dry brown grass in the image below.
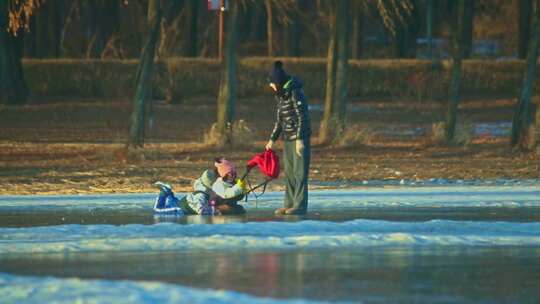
[0,99,538,195]
[331,124,374,148]
[203,120,256,148]
[430,121,473,146]
[0,139,538,195]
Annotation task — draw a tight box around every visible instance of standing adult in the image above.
[265,61,311,215]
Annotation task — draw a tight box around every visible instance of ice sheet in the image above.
[1,184,540,212]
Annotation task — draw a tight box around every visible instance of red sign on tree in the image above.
[208,0,227,11]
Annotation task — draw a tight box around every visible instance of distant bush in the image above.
[203,119,255,148]
[23,58,528,103]
[331,124,373,147]
[24,59,138,98]
[431,121,473,146]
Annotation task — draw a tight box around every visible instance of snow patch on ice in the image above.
[474,122,512,137]
[0,272,330,304]
[1,220,539,254]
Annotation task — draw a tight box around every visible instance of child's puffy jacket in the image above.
[212,178,244,202]
[186,171,218,215]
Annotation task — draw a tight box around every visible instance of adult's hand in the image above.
[296,139,304,157]
[265,140,274,150]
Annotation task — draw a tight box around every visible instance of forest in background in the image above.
[15,0,527,60]
[1,0,540,151]
[0,0,539,195]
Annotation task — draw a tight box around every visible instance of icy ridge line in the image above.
[1,220,540,254]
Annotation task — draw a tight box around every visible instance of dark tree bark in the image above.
[462,0,475,58]
[393,0,419,58]
[59,0,78,57]
[351,4,363,59]
[283,9,301,57]
[238,2,253,42]
[519,0,533,59]
[23,16,37,58]
[216,0,239,144]
[35,0,62,58]
[511,0,540,151]
[0,1,27,105]
[86,0,120,59]
[319,0,349,144]
[35,1,49,58]
[334,0,350,124]
[185,0,199,57]
[444,0,466,142]
[128,0,161,148]
[426,0,434,58]
[319,2,338,145]
[157,0,183,58]
[248,2,265,42]
[265,0,274,57]
[157,0,184,103]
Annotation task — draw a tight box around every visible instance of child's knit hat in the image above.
[214,158,236,178]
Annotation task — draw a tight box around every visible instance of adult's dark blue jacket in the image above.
[269,77,312,142]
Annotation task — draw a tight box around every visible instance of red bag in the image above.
[246,149,280,179]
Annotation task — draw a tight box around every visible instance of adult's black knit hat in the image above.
[268,61,289,86]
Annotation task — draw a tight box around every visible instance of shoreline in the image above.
[1,140,538,195]
[1,178,540,196]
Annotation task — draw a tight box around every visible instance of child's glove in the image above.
[235,179,248,193]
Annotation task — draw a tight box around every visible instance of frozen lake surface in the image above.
[1,183,540,303]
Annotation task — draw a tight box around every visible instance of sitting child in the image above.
[154,169,220,216]
[212,158,248,215]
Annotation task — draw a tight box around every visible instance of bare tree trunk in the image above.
[59,0,78,57]
[35,0,60,58]
[216,0,239,144]
[0,0,27,104]
[48,0,62,57]
[23,18,36,58]
[128,0,161,148]
[511,0,540,151]
[426,0,434,59]
[444,0,466,142]
[157,0,183,58]
[519,0,533,59]
[320,0,349,144]
[351,4,362,59]
[393,0,419,58]
[335,0,350,125]
[319,1,338,145]
[462,0,475,58]
[185,0,199,57]
[265,0,274,57]
[248,2,265,42]
[393,20,406,58]
[35,2,47,58]
[86,0,120,59]
[284,10,301,57]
